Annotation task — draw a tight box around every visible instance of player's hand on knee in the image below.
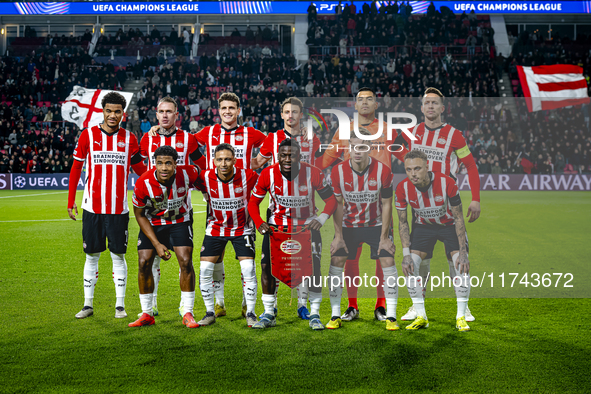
[401,255,414,276]
[258,222,271,235]
[378,237,396,256]
[307,219,322,231]
[330,237,347,255]
[456,254,470,275]
[67,203,78,221]
[155,243,172,260]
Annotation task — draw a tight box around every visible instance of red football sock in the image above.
[344,247,363,310]
[374,261,386,310]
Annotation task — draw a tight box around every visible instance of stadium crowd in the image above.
[0,3,589,175]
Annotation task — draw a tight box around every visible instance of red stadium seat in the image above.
[512,80,519,86]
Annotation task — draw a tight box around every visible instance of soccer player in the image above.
[129,146,200,328]
[320,87,406,322]
[194,92,266,318]
[141,96,205,317]
[67,92,147,320]
[395,87,480,322]
[327,128,399,330]
[395,150,471,331]
[251,97,322,170]
[251,97,323,320]
[247,139,337,330]
[194,143,259,327]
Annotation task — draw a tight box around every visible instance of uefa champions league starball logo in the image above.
[14,176,26,189]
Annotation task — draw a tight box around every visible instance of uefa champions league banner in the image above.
[1,173,589,191]
[0,1,589,15]
[1,173,141,191]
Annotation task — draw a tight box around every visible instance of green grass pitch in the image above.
[0,190,590,393]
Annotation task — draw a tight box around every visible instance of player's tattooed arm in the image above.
[397,208,414,276]
[397,208,410,248]
[451,204,470,274]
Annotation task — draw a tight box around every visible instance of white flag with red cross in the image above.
[61,86,135,129]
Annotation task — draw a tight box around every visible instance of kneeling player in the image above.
[396,150,471,331]
[328,130,399,330]
[248,139,337,330]
[195,143,259,327]
[130,146,200,328]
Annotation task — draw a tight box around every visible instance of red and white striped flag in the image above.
[61,86,134,129]
[516,64,589,112]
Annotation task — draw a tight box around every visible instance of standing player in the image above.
[251,97,323,320]
[195,92,266,318]
[395,87,480,322]
[141,96,205,317]
[195,143,259,327]
[320,87,406,322]
[396,150,471,331]
[129,146,200,328]
[327,128,399,331]
[67,92,147,319]
[248,139,337,330]
[251,97,322,170]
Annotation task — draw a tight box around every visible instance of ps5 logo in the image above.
[314,3,341,11]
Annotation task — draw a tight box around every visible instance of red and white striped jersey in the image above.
[252,162,328,228]
[395,172,459,226]
[259,129,321,166]
[73,125,139,215]
[195,168,258,237]
[195,124,265,169]
[132,165,199,226]
[139,129,199,169]
[331,158,393,228]
[401,123,471,178]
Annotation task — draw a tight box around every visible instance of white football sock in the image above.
[139,293,153,316]
[199,261,215,313]
[213,262,225,307]
[273,282,279,308]
[152,256,161,307]
[408,254,426,318]
[297,281,309,309]
[83,253,100,308]
[241,273,247,308]
[382,265,398,318]
[110,252,127,309]
[419,258,431,300]
[328,265,344,317]
[309,291,322,316]
[181,291,195,315]
[450,254,471,319]
[240,259,257,314]
[262,294,276,316]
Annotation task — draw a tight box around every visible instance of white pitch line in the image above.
[0,191,68,199]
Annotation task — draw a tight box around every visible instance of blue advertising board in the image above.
[0,1,588,15]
